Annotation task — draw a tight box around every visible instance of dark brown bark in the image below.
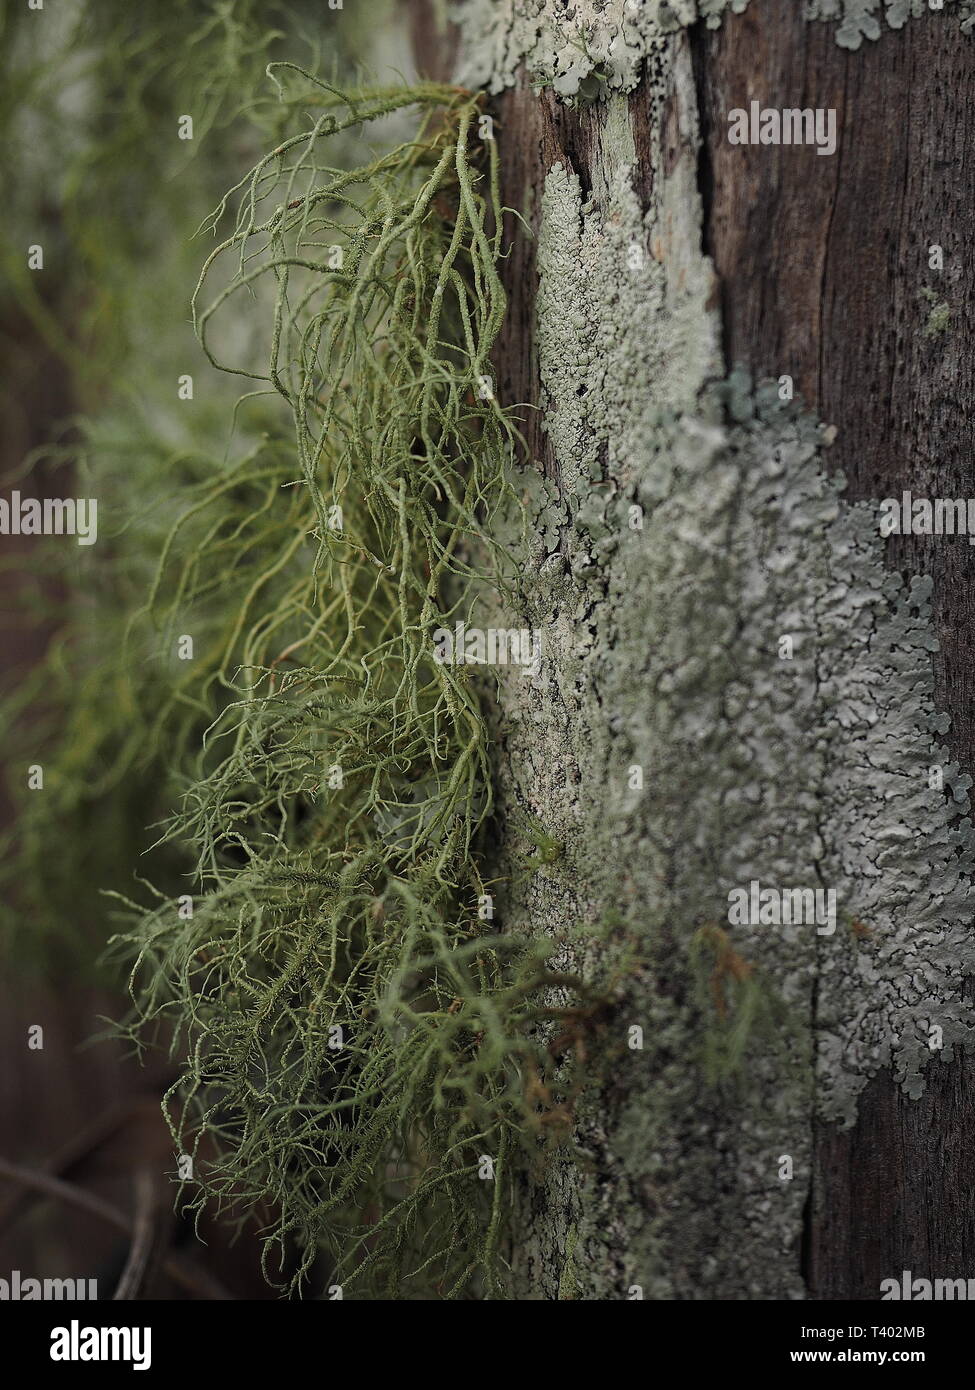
[693,1,975,1300]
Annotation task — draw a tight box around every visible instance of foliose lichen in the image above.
[454,0,975,96]
[487,75,975,1294]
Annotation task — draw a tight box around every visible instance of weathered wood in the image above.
[694,0,975,1301]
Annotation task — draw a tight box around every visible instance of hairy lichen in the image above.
[95,72,608,1299]
[2,8,614,1298]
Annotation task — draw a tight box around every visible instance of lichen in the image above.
[920,286,951,337]
[454,0,975,95]
[806,0,975,50]
[7,0,973,1305]
[489,80,975,1296]
[557,1220,580,1297]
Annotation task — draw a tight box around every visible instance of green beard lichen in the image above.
[0,9,610,1297]
[95,71,599,1299]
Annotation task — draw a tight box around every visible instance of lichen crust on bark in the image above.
[455,0,975,96]
[466,15,975,1296]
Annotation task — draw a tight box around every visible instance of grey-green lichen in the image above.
[454,0,975,95]
[807,0,975,50]
[920,286,952,337]
[486,53,975,1297]
[557,1221,580,1297]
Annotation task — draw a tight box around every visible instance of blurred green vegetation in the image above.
[0,0,382,971]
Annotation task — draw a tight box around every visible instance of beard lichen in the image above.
[92,71,596,1299]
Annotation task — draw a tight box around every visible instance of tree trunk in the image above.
[444,0,975,1299]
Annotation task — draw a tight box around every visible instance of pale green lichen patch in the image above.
[493,97,975,1291]
[807,0,975,50]
[536,85,720,489]
[505,368,975,1289]
[448,0,975,1306]
[454,0,974,95]
[455,0,746,96]
[920,286,952,337]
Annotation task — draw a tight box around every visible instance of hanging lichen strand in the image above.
[106,70,574,1300]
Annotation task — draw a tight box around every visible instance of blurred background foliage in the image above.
[0,0,413,1299]
[0,0,388,971]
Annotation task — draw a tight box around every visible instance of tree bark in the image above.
[444,0,975,1299]
[693,0,975,1302]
